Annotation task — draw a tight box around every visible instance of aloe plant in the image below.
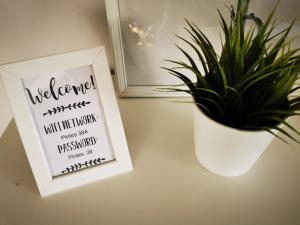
[162,0,300,143]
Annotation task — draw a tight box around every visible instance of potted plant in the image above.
[162,0,300,176]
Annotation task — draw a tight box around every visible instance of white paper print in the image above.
[22,65,115,177]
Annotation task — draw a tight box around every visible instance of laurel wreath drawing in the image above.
[42,101,91,116]
[61,157,106,174]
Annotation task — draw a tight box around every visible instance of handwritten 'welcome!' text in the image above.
[25,75,96,105]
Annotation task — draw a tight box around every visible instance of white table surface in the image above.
[1,98,300,225]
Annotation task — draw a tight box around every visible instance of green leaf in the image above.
[175,35,209,77]
[271,116,300,137]
[224,86,244,118]
[271,125,300,144]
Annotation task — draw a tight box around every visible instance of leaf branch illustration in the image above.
[61,157,106,174]
[43,101,91,116]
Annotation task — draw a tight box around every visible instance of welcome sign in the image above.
[1,47,132,196]
[22,65,115,177]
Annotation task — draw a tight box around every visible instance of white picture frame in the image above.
[105,0,190,97]
[0,77,12,137]
[0,46,133,197]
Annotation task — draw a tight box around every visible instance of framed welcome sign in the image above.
[0,47,132,197]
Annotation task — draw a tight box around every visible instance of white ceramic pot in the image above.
[194,106,276,177]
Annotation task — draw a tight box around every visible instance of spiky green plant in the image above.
[162,0,300,143]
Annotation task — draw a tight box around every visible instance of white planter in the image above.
[194,106,276,177]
